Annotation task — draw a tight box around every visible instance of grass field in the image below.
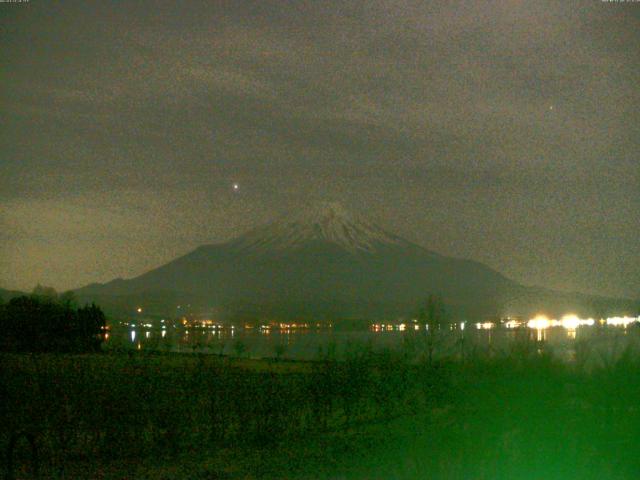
[2,340,640,479]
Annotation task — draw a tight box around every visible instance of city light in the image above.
[527,315,550,330]
[560,314,580,330]
[606,316,639,327]
[525,314,616,330]
[475,322,494,330]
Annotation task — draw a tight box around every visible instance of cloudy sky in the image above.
[1,0,638,298]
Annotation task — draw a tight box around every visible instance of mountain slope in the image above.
[76,203,636,320]
[0,288,25,302]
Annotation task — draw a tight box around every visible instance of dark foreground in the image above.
[2,341,640,479]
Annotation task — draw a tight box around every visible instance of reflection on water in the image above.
[103,315,640,365]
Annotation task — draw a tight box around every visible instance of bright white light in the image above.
[476,322,494,330]
[460,322,465,331]
[528,315,550,330]
[233,183,239,191]
[560,314,595,329]
[561,314,580,330]
[136,307,142,313]
[606,316,638,327]
[130,330,136,342]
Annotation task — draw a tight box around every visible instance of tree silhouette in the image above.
[419,294,448,364]
[274,343,287,361]
[0,294,106,353]
[424,294,446,331]
[76,302,107,350]
[31,284,58,300]
[59,291,78,309]
[233,339,247,358]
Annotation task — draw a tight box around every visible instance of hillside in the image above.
[76,203,636,321]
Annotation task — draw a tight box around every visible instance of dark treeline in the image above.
[0,286,106,353]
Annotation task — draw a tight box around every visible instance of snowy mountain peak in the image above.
[230,202,411,253]
[301,202,353,224]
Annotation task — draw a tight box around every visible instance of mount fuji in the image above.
[76,203,634,321]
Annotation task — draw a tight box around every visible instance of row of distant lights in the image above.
[475,314,640,330]
[133,307,637,332]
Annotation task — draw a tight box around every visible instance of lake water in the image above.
[104,318,640,366]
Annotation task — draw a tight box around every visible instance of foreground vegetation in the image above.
[2,338,640,479]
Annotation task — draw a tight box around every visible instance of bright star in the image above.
[233,183,239,191]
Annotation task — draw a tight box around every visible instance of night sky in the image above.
[1,1,638,299]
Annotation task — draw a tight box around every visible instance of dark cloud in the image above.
[1,0,638,298]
